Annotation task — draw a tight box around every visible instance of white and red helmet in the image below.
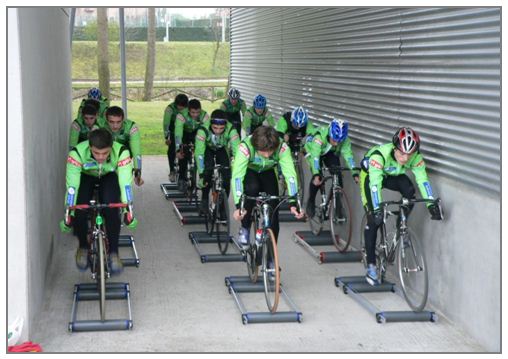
[392,127,420,154]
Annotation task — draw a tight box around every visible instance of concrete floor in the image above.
[32,155,485,352]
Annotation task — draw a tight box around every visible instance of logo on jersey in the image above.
[369,159,383,169]
[83,162,95,169]
[66,187,76,206]
[385,166,396,172]
[415,159,425,167]
[314,138,323,146]
[235,178,243,196]
[423,182,433,198]
[196,134,205,142]
[279,143,288,154]
[371,185,380,208]
[118,157,132,167]
[72,122,80,131]
[314,158,320,170]
[289,177,297,195]
[130,126,139,135]
[125,185,133,202]
[239,144,250,158]
[67,156,82,168]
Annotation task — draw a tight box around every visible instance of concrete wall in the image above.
[339,146,500,352]
[8,8,71,341]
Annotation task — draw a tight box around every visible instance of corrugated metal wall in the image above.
[230,7,501,193]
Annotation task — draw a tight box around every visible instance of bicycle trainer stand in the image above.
[119,234,140,267]
[160,182,187,199]
[188,232,246,263]
[292,231,362,264]
[224,276,302,324]
[68,282,133,332]
[334,276,437,324]
[171,199,207,225]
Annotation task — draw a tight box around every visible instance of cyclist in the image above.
[360,127,443,286]
[163,94,189,181]
[59,128,138,274]
[305,119,359,218]
[76,87,110,120]
[232,126,305,250]
[175,99,209,190]
[195,109,240,214]
[68,103,104,150]
[242,94,275,136]
[104,106,144,186]
[275,106,316,152]
[220,87,246,138]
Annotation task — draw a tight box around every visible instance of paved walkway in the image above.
[32,156,485,352]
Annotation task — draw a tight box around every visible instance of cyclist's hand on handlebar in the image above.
[428,204,443,220]
[353,174,360,184]
[233,209,246,221]
[312,174,322,186]
[123,211,138,229]
[290,206,305,219]
[371,210,384,226]
[133,169,144,186]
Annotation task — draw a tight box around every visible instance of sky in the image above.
[167,8,218,19]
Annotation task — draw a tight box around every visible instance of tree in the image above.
[211,16,222,74]
[97,8,110,99]
[143,8,156,101]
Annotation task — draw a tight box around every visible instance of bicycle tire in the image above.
[97,232,106,321]
[359,212,369,269]
[308,187,325,235]
[216,190,230,255]
[329,188,352,252]
[397,229,429,312]
[205,190,216,235]
[246,209,260,283]
[296,155,305,202]
[262,228,280,313]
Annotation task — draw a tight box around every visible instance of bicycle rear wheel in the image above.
[97,232,106,321]
[308,188,324,235]
[216,190,230,255]
[262,228,280,313]
[329,188,352,252]
[397,229,428,312]
[205,190,217,235]
[246,209,260,283]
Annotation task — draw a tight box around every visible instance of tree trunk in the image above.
[143,8,156,101]
[97,8,110,99]
[211,17,221,72]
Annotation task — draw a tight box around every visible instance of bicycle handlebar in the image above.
[69,202,128,211]
[324,165,361,173]
[240,193,302,214]
[380,197,441,208]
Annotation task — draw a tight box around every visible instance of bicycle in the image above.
[239,193,302,313]
[176,143,199,209]
[308,166,359,252]
[204,159,231,255]
[359,197,443,311]
[67,200,128,321]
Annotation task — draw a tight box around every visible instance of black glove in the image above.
[428,204,443,220]
[371,210,384,226]
[134,169,141,178]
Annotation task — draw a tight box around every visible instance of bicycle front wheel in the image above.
[246,209,260,283]
[329,188,352,252]
[216,190,230,255]
[309,188,324,235]
[359,212,369,269]
[262,228,280,313]
[205,190,216,235]
[397,229,429,312]
[296,155,305,202]
[97,232,106,321]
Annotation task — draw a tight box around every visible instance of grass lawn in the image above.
[72,41,230,80]
[72,99,226,155]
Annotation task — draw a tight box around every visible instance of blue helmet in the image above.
[228,87,241,100]
[290,106,308,129]
[329,119,349,142]
[253,94,267,110]
[88,87,102,100]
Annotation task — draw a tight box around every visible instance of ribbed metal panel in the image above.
[230,7,500,193]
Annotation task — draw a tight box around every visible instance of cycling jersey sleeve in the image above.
[228,128,241,156]
[367,152,385,210]
[129,123,142,171]
[231,142,250,206]
[265,111,276,127]
[219,101,227,111]
[174,113,185,149]
[240,101,247,116]
[68,120,81,150]
[340,137,359,176]
[275,117,288,137]
[195,128,207,175]
[306,135,324,176]
[410,154,434,205]
[117,148,134,204]
[65,150,83,210]
[242,111,253,134]
[163,106,173,139]
[279,143,299,199]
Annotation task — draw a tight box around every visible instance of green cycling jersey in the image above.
[275,115,317,140]
[220,98,247,116]
[242,107,275,135]
[64,141,134,211]
[360,142,434,210]
[231,136,299,206]
[76,96,109,119]
[195,121,240,175]
[174,109,209,148]
[304,125,358,177]
[162,102,183,139]
[105,119,142,171]
[68,116,106,150]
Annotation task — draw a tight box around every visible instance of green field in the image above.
[72,41,230,80]
[72,100,225,155]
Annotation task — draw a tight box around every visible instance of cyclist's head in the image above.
[87,87,102,100]
[81,104,98,128]
[253,94,267,112]
[392,127,420,154]
[188,99,202,120]
[210,109,227,135]
[89,128,113,163]
[83,98,100,111]
[290,106,308,129]
[105,106,125,133]
[252,126,280,157]
[328,119,349,144]
[174,93,189,111]
[228,87,241,104]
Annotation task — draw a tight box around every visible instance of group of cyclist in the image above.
[60,86,443,285]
